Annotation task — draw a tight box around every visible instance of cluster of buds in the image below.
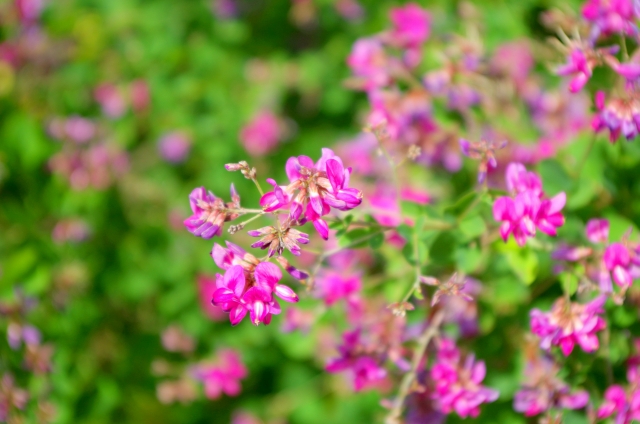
[493,163,566,246]
[459,138,507,183]
[225,160,257,181]
[184,185,241,238]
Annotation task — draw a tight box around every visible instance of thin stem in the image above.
[400,230,423,304]
[251,177,264,196]
[621,34,629,61]
[237,213,264,228]
[226,207,265,214]
[385,311,445,424]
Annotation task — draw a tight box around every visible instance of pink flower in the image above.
[513,353,589,416]
[191,349,247,399]
[459,138,506,183]
[493,163,566,246]
[389,3,430,48]
[239,111,283,156]
[582,0,640,38]
[183,185,240,238]
[260,148,363,240]
[592,90,640,142]
[211,259,299,326]
[247,222,309,257]
[15,0,44,24]
[604,242,634,288]
[347,38,391,90]
[158,131,191,163]
[586,218,610,243]
[94,83,127,118]
[315,270,361,306]
[597,385,640,423]
[197,275,226,320]
[430,339,498,418]
[530,296,606,356]
[326,330,387,391]
[556,49,596,93]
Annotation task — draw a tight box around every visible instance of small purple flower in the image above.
[604,242,634,288]
[430,338,498,418]
[513,353,588,417]
[592,90,640,142]
[493,163,566,247]
[248,222,309,257]
[260,148,363,240]
[94,83,127,118]
[326,330,387,391]
[183,185,240,238]
[582,0,640,38]
[586,218,610,243]
[530,296,606,356]
[557,49,596,93]
[347,37,391,90]
[158,132,191,163]
[597,385,640,423]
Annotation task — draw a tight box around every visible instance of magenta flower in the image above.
[15,0,44,24]
[592,91,640,142]
[513,353,589,416]
[556,49,596,93]
[315,270,361,306]
[197,275,226,321]
[239,111,283,156]
[493,163,566,247]
[260,148,363,240]
[326,330,386,391]
[430,338,498,418]
[597,385,640,423]
[191,349,247,399]
[604,242,634,288]
[389,3,430,48]
[347,37,391,90]
[183,185,240,238]
[211,255,299,326]
[530,296,606,356]
[582,0,640,38]
[247,223,309,257]
[158,131,191,163]
[586,218,610,243]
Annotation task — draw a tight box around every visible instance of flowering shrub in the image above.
[3,0,640,423]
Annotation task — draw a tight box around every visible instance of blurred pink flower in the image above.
[94,83,127,118]
[191,349,247,399]
[158,131,191,163]
[239,111,283,156]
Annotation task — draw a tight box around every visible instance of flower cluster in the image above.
[260,148,363,240]
[530,296,606,355]
[513,348,588,416]
[190,349,248,400]
[325,330,387,391]
[184,186,241,238]
[429,338,499,418]
[210,242,302,326]
[493,163,566,246]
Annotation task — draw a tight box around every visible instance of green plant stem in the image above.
[385,311,445,424]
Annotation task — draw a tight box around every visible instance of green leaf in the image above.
[369,232,384,249]
[444,190,478,216]
[458,214,487,241]
[559,272,578,296]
